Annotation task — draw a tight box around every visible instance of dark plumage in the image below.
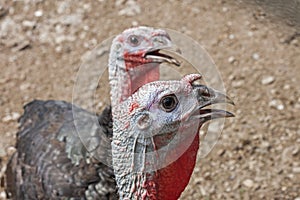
[6,100,117,199]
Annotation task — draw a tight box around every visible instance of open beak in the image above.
[190,82,234,123]
[144,46,182,67]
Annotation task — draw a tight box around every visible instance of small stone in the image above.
[291,39,298,46]
[13,40,31,51]
[292,167,300,173]
[252,53,260,60]
[0,17,18,37]
[294,103,300,110]
[194,177,203,184]
[292,147,299,156]
[283,84,291,90]
[55,35,76,44]
[228,56,235,63]
[118,0,141,16]
[132,21,138,26]
[34,10,43,17]
[228,74,235,80]
[83,25,89,31]
[0,191,7,199]
[232,80,244,88]
[115,0,126,7]
[55,45,62,53]
[0,78,9,84]
[61,14,82,26]
[217,149,226,156]
[269,99,284,110]
[191,7,200,13]
[194,167,200,173]
[6,146,16,156]
[203,172,211,180]
[95,101,104,110]
[270,89,277,95]
[83,3,91,11]
[287,173,294,179]
[261,141,270,148]
[57,2,70,14]
[22,20,36,28]
[222,7,228,12]
[225,187,231,192]
[229,34,235,39]
[2,112,20,122]
[243,179,254,188]
[200,186,206,196]
[247,31,254,37]
[261,76,275,85]
[20,82,31,90]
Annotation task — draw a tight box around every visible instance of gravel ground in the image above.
[0,0,300,199]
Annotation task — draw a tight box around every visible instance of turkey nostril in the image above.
[153,37,168,46]
[200,88,211,97]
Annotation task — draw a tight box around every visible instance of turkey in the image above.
[5,26,181,199]
[111,74,234,199]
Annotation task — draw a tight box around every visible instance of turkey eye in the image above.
[128,35,141,47]
[160,94,178,112]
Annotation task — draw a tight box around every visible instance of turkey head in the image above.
[108,26,180,111]
[112,74,234,199]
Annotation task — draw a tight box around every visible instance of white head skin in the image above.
[111,74,234,199]
[108,26,180,113]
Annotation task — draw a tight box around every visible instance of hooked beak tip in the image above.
[225,95,235,106]
[225,111,235,118]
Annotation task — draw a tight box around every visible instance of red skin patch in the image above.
[156,135,199,200]
[123,50,160,97]
[123,50,150,70]
[144,128,200,200]
[129,102,139,112]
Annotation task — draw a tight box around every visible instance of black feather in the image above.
[6,100,118,200]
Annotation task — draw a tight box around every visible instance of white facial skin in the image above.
[108,26,178,111]
[111,74,233,199]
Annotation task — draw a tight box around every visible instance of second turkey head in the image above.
[108,26,180,111]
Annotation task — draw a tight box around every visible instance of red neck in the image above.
[156,134,199,200]
[139,133,199,200]
[121,59,160,103]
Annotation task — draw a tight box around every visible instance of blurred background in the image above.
[0,0,299,199]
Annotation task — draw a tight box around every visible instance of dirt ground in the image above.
[0,0,299,199]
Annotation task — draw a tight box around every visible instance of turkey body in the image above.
[6,100,118,200]
[5,26,182,200]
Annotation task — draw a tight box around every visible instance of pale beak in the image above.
[144,40,182,67]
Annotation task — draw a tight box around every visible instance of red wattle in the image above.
[156,135,199,200]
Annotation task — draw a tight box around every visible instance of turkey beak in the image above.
[144,41,182,67]
[191,83,235,122]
